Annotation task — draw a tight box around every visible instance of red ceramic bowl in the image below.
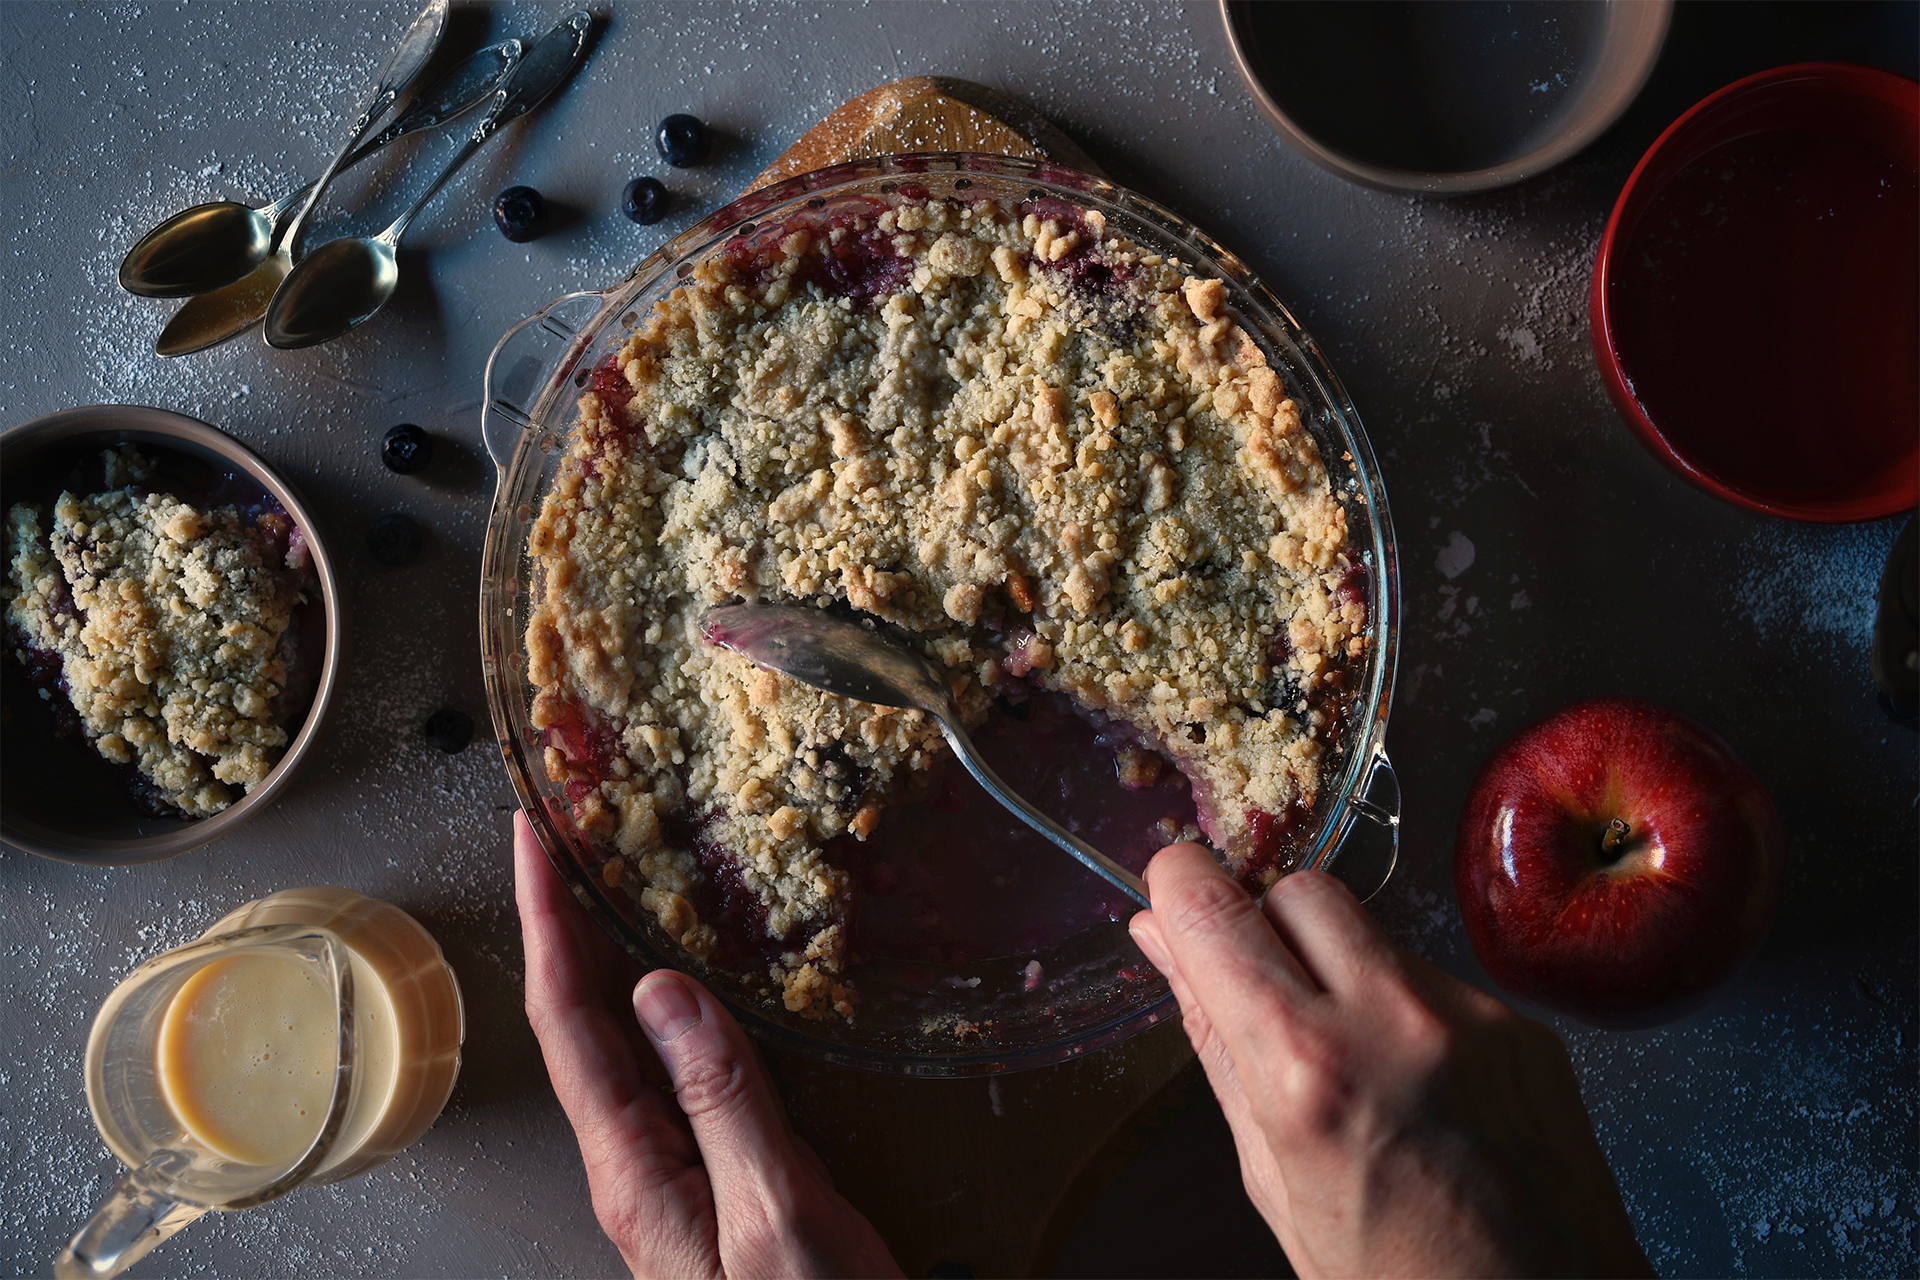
[1591,63,1919,522]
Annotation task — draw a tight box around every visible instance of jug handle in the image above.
[53,1150,208,1280]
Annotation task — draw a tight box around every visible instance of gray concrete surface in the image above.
[1,2,1914,1276]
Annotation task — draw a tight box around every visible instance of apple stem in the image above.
[1601,818,1631,856]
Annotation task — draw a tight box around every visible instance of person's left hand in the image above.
[514,812,901,1279]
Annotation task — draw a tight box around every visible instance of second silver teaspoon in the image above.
[263,11,592,351]
[700,602,1153,908]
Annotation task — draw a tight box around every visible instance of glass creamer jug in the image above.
[56,887,464,1278]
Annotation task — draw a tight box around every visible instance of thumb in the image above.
[632,972,816,1247]
[633,972,901,1277]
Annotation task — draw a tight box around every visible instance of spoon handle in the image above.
[933,713,1153,909]
[256,38,524,238]
[278,0,449,256]
[379,11,592,247]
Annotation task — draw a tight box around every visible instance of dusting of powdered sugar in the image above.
[1558,987,1918,1276]
[1729,522,1895,653]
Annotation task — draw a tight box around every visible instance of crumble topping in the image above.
[526,191,1365,1017]
[4,446,310,817]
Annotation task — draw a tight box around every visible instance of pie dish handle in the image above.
[482,290,615,472]
[1326,746,1399,903]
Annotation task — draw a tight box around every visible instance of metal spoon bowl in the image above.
[700,602,1152,908]
[119,202,274,298]
[260,237,399,348]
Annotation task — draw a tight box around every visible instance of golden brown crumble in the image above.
[526,193,1362,1017]
[4,447,309,817]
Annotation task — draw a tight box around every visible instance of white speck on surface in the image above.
[1437,531,1476,580]
[1501,325,1542,362]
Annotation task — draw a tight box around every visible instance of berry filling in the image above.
[669,811,780,968]
[582,357,653,462]
[9,631,82,739]
[720,200,913,308]
[539,695,626,794]
[829,690,1197,966]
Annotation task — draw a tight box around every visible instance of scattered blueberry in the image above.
[367,512,422,567]
[622,176,670,225]
[381,422,433,475]
[422,708,475,754]
[655,114,711,168]
[492,185,549,242]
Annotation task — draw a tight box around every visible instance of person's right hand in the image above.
[1128,843,1652,1279]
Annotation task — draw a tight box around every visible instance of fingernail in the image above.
[1129,923,1172,974]
[634,972,703,1044]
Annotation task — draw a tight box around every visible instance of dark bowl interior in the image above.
[1233,0,1613,173]
[1593,63,1919,521]
[1,417,333,860]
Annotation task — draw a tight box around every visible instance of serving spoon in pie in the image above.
[701,602,1152,908]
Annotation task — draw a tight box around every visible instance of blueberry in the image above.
[622,176,670,225]
[655,114,711,168]
[381,422,433,475]
[492,185,548,242]
[422,708,474,754]
[367,512,422,567]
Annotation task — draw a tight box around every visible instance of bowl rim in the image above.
[0,404,344,865]
[1588,61,1920,523]
[1218,0,1673,195]
[479,154,1401,1074]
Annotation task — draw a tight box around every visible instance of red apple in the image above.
[1454,696,1786,1027]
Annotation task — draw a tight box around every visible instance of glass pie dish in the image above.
[480,155,1400,1075]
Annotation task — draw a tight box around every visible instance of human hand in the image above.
[1128,844,1651,1279]
[514,813,900,1279]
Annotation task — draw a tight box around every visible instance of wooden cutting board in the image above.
[746,76,1104,191]
[747,79,1195,1280]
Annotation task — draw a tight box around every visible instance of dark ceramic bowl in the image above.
[0,405,343,864]
[1221,0,1670,194]
[1590,63,1919,522]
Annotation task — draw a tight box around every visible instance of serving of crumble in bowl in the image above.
[481,156,1400,1074]
[1,406,342,865]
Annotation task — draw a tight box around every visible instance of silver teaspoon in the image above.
[700,603,1152,909]
[119,0,449,298]
[155,39,524,358]
[263,10,592,351]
